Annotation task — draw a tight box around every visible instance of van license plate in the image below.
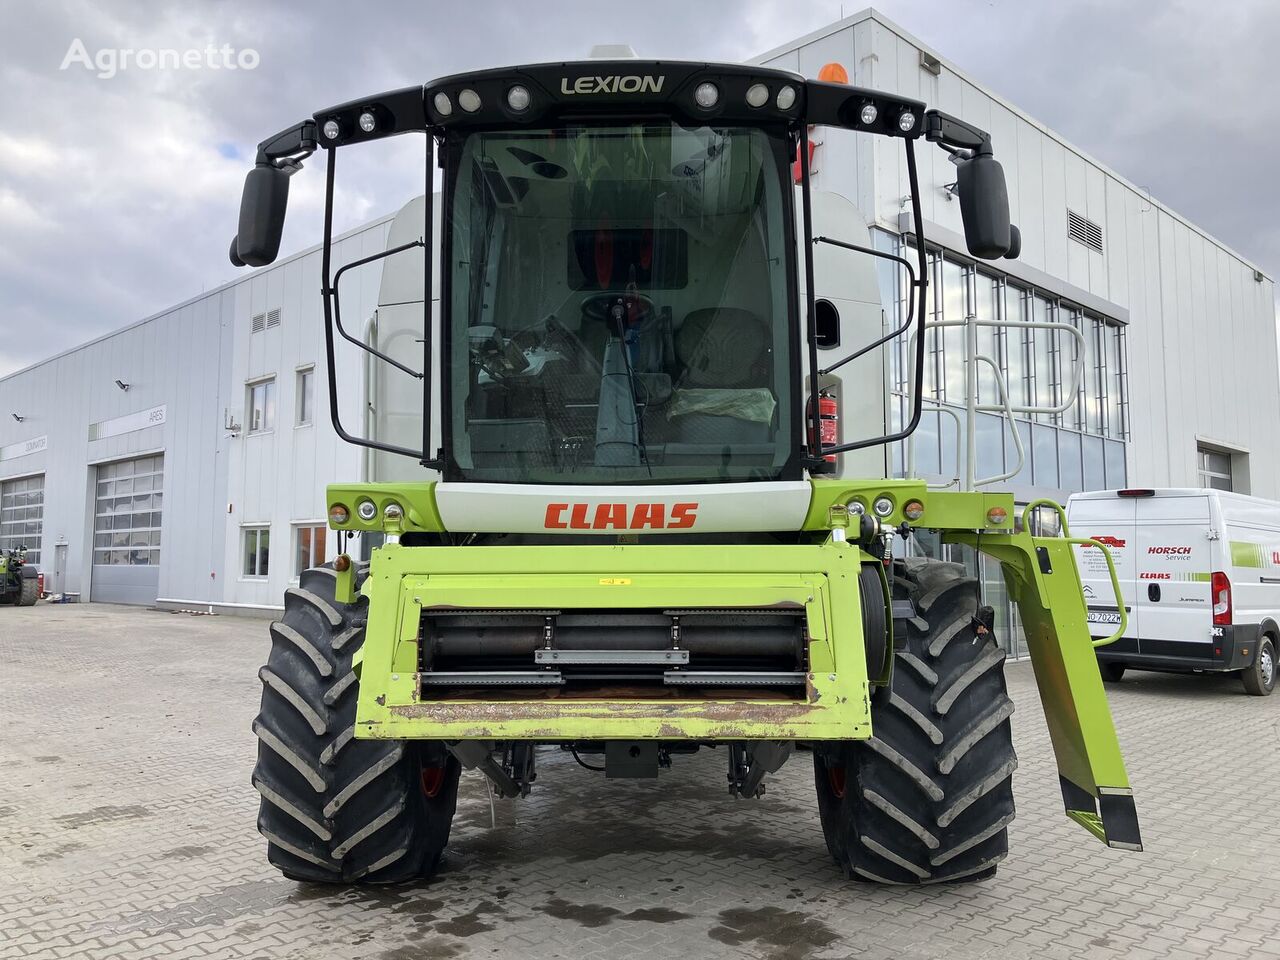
[1086,610,1122,625]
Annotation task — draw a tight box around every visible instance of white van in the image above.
[1064,488,1279,696]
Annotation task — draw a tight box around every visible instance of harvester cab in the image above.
[232,57,1141,886]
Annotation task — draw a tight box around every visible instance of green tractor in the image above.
[230,56,1141,885]
[0,546,39,606]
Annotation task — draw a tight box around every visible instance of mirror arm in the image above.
[254,119,319,166]
[923,109,992,155]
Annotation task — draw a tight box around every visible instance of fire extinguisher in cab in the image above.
[809,389,838,473]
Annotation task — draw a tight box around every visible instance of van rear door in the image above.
[1134,494,1214,664]
[1067,494,1139,651]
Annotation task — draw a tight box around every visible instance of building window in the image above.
[0,474,44,567]
[247,378,276,434]
[294,523,327,576]
[296,367,314,426]
[243,526,270,578]
[1197,446,1234,491]
[93,456,163,566]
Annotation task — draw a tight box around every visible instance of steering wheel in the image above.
[580,291,656,330]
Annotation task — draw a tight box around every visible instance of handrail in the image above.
[810,236,916,377]
[332,240,426,379]
[973,355,1025,487]
[904,403,962,489]
[1021,499,1128,648]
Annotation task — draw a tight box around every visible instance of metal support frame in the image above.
[804,139,930,458]
[319,137,442,468]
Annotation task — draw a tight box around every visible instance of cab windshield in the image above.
[445,121,795,484]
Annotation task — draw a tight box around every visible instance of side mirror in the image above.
[228,236,246,268]
[956,152,1012,260]
[1005,224,1021,260]
[234,164,290,267]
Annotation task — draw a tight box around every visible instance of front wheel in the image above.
[252,564,460,882]
[1099,661,1126,683]
[814,557,1017,884]
[1241,636,1276,696]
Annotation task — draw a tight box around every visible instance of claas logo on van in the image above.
[1091,536,1127,548]
[545,502,698,530]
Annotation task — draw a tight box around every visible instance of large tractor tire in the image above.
[17,575,39,606]
[252,563,460,883]
[814,556,1017,884]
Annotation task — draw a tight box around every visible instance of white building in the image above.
[1,9,1276,626]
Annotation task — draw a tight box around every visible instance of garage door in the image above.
[91,455,163,605]
[0,474,44,567]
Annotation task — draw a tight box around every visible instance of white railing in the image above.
[905,315,1086,491]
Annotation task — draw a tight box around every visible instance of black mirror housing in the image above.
[957,153,1012,259]
[1005,224,1021,260]
[235,164,290,267]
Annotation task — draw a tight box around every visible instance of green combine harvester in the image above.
[0,546,39,607]
[229,55,1141,885]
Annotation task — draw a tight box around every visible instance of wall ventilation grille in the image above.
[251,309,281,333]
[1067,209,1103,254]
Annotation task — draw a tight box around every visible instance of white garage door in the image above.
[91,454,164,605]
[0,474,44,567]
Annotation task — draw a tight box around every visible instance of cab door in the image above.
[1134,495,1213,663]
[1068,495,1139,651]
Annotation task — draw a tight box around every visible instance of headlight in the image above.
[383,502,404,521]
[356,500,378,522]
[321,119,341,140]
[898,110,916,132]
[433,92,453,116]
[903,499,925,521]
[873,496,895,518]
[458,88,482,113]
[329,504,350,525]
[745,83,769,108]
[776,85,797,110]
[358,111,376,133]
[506,85,531,112]
[694,82,720,109]
[859,102,878,125]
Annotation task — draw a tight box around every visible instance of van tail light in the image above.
[1211,571,1232,626]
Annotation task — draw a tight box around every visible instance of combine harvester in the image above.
[229,51,1141,885]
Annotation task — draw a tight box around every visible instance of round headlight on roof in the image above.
[859,102,878,125]
[898,110,917,132]
[745,83,769,108]
[322,119,341,140]
[358,111,376,133]
[776,85,797,110]
[694,82,720,109]
[507,85,531,112]
[458,88,482,113]
[433,92,453,116]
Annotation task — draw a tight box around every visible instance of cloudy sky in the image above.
[2,0,1278,377]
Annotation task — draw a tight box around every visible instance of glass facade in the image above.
[875,232,1130,657]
